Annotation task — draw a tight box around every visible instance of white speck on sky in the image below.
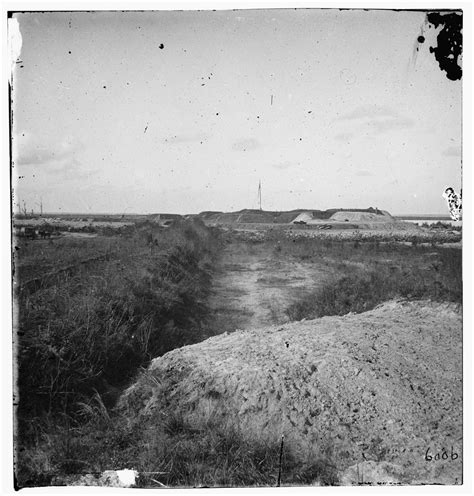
[11,9,462,215]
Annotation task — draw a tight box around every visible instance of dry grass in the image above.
[18,394,338,487]
[284,241,462,320]
[15,219,222,487]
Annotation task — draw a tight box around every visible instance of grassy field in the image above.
[208,234,461,330]
[276,237,462,320]
[14,219,222,486]
[14,225,462,487]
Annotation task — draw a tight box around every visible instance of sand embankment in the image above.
[119,300,462,485]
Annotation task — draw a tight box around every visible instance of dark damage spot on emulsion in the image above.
[426,12,462,81]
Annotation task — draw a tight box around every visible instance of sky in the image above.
[10,9,462,215]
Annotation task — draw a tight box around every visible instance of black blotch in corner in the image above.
[159,43,164,49]
[426,12,462,81]
[417,35,425,43]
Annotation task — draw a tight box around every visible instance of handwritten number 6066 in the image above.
[425,447,459,462]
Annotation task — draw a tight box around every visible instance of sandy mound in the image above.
[330,211,393,222]
[119,300,462,485]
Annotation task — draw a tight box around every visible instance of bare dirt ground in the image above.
[121,300,462,486]
[208,242,332,333]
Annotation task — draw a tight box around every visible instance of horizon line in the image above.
[12,210,454,218]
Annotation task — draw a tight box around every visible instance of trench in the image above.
[207,241,331,334]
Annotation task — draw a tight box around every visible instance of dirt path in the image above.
[208,242,331,334]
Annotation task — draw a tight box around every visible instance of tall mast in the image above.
[258,180,262,211]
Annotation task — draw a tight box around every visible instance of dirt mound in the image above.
[119,300,462,485]
[330,211,393,223]
[198,208,397,226]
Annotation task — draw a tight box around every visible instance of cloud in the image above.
[14,132,84,167]
[51,157,98,180]
[232,138,260,152]
[340,105,397,121]
[442,146,461,157]
[13,132,97,180]
[271,160,294,170]
[355,169,374,177]
[338,105,414,135]
[334,132,353,142]
[369,116,414,134]
[164,132,208,144]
